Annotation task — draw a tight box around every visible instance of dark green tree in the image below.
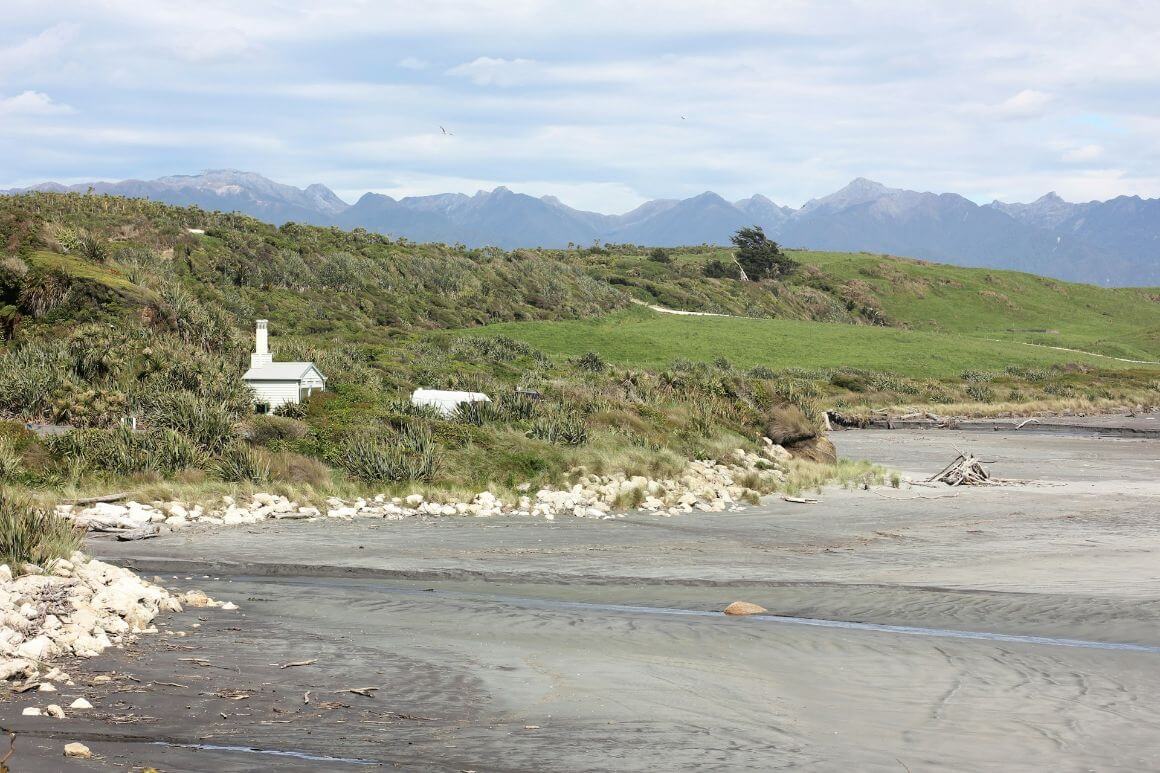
[648,247,672,264]
[730,226,797,280]
[702,259,741,279]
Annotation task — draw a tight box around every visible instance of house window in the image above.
[256,401,270,415]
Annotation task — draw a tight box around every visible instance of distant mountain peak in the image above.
[801,177,896,214]
[6,170,1158,285]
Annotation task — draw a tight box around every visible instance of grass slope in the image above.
[796,250,1160,360]
[459,305,1150,378]
[578,247,1160,361]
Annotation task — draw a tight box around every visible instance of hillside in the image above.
[9,171,1160,285]
[574,246,1160,362]
[0,191,1156,502]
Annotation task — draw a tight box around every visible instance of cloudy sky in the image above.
[2,1,1158,212]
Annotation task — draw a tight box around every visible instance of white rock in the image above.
[21,707,41,716]
[17,635,53,661]
[69,697,93,709]
[64,742,92,758]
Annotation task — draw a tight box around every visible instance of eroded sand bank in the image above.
[3,429,1159,771]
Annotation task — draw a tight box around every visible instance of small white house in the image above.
[411,388,491,417]
[242,320,326,413]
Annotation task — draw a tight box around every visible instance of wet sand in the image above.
[4,429,1160,771]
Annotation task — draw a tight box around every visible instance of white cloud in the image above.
[0,24,77,77]
[447,57,538,87]
[0,90,72,115]
[4,2,1160,207]
[1062,144,1104,162]
[991,89,1054,120]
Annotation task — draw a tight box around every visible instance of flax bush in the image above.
[529,406,589,445]
[0,490,82,569]
[333,424,439,483]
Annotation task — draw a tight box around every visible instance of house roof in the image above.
[243,362,326,382]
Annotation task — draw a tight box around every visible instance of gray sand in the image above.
[3,428,1159,771]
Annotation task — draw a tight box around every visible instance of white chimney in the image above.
[250,319,273,369]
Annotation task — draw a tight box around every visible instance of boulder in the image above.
[45,703,65,718]
[180,591,211,608]
[723,601,768,616]
[69,697,93,709]
[64,742,92,759]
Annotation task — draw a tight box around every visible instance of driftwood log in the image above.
[62,492,129,506]
[928,453,995,486]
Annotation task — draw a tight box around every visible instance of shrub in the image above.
[47,426,206,476]
[268,452,332,487]
[648,247,672,264]
[529,407,588,445]
[273,401,308,419]
[334,425,439,483]
[493,392,539,421]
[76,233,110,263]
[453,400,498,426]
[216,442,271,483]
[702,259,741,279]
[764,404,818,447]
[243,415,309,446]
[0,438,22,481]
[830,372,869,392]
[0,490,83,569]
[965,384,996,402]
[573,351,606,373]
[146,392,237,452]
[146,429,206,473]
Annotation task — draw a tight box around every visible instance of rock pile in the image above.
[58,441,794,532]
[0,554,225,686]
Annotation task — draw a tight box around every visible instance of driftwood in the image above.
[928,453,995,486]
[115,525,159,541]
[62,492,129,506]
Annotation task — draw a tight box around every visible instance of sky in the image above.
[2,1,1159,213]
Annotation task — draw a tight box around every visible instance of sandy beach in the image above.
[3,427,1160,771]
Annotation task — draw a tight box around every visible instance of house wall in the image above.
[246,380,302,411]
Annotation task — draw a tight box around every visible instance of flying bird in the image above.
[440,126,454,136]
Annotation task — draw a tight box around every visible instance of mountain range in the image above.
[6,170,1159,286]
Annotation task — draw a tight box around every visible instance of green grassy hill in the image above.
[0,191,1156,500]
[569,246,1160,361]
[459,305,1149,377]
